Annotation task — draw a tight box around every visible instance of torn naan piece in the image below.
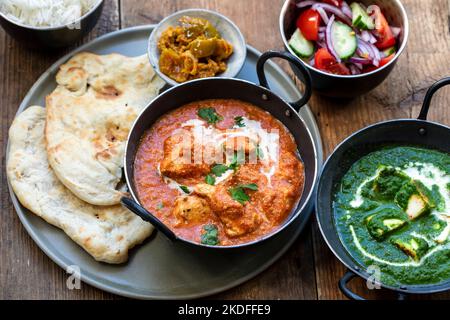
[46,52,165,206]
[7,106,153,264]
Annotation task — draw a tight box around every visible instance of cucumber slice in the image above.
[288,29,314,58]
[351,2,375,30]
[383,46,396,56]
[331,21,357,59]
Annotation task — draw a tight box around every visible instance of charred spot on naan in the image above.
[56,66,89,94]
[91,119,134,161]
[95,85,123,99]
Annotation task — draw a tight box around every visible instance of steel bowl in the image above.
[0,0,104,48]
[148,8,247,87]
[279,0,409,98]
[121,51,319,249]
[316,78,450,299]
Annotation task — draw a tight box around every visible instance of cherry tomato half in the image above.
[371,8,396,49]
[363,54,395,73]
[315,48,350,75]
[379,53,395,67]
[296,8,321,41]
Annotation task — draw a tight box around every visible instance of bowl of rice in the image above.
[0,0,104,48]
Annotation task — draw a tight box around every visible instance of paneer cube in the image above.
[390,235,429,261]
[405,194,429,220]
[395,181,430,220]
[365,206,408,241]
[414,181,444,211]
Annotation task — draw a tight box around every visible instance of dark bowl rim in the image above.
[0,0,104,31]
[279,0,410,79]
[315,118,450,294]
[123,76,320,249]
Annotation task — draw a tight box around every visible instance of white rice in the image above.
[0,0,100,27]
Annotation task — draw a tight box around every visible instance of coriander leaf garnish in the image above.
[201,224,219,245]
[240,183,258,191]
[156,203,164,210]
[234,116,245,127]
[205,174,216,186]
[229,183,259,205]
[206,152,245,185]
[205,164,231,186]
[229,187,250,205]
[198,107,223,124]
[180,185,191,194]
[211,164,229,177]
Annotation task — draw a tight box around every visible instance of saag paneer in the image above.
[334,146,450,286]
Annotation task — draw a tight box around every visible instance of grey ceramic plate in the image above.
[7,25,323,299]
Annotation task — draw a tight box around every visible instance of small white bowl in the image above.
[148,9,247,87]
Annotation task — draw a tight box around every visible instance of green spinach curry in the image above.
[334,146,450,286]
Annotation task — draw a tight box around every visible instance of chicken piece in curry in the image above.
[134,99,305,246]
[158,16,233,83]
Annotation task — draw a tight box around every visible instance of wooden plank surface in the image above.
[1,0,449,300]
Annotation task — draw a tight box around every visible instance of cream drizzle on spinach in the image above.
[334,146,450,286]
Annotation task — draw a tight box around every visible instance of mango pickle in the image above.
[158,16,233,82]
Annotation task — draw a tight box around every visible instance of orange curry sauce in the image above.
[134,99,304,246]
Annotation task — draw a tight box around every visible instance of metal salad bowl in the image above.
[279,0,409,98]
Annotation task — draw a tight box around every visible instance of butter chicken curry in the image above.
[134,99,304,246]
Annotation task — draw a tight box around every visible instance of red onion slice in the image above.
[370,43,381,66]
[356,38,372,58]
[361,30,377,44]
[296,1,318,9]
[354,62,363,70]
[317,39,326,48]
[312,3,352,25]
[391,26,401,38]
[349,64,361,75]
[368,32,377,44]
[349,56,372,65]
[360,30,371,42]
[356,38,380,66]
[326,15,341,62]
[341,1,352,18]
[316,6,330,24]
[364,40,381,66]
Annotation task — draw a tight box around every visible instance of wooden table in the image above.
[1,0,449,300]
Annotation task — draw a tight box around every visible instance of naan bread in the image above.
[46,52,165,205]
[7,106,153,264]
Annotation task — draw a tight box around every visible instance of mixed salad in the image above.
[288,0,401,75]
